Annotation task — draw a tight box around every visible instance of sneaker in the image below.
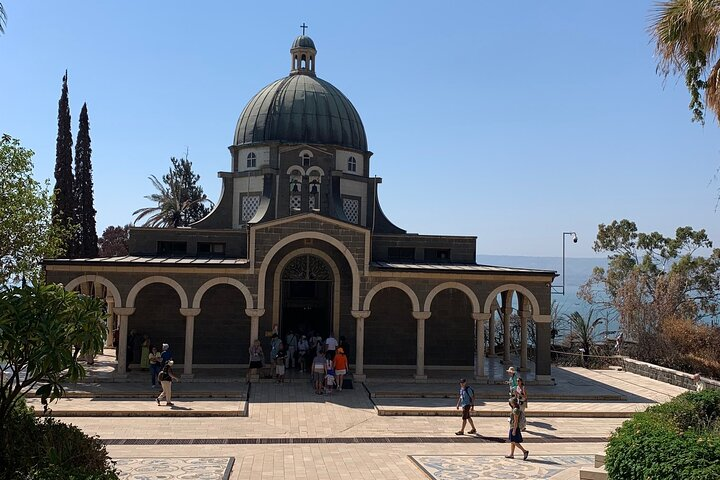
[523,451,529,461]
[504,455,514,459]
[166,402,174,406]
[468,429,477,434]
[455,431,464,435]
[156,398,160,406]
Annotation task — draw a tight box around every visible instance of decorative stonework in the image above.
[409,455,594,480]
[282,254,332,281]
[242,195,260,221]
[114,457,234,479]
[343,197,359,224]
[290,195,301,211]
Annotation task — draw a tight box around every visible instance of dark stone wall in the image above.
[129,283,185,364]
[129,227,248,257]
[425,289,474,365]
[195,284,250,364]
[372,234,477,263]
[365,288,416,365]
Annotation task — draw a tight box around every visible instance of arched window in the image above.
[348,156,357,172]
[302,152,311,167]
[246,152,257,168]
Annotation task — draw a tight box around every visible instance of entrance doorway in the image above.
[280,254,333,337]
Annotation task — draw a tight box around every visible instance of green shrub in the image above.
[606,390,720,480]
[0,399,118,480]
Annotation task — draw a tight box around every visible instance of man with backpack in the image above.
[455,378,477,435]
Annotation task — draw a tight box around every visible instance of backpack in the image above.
[462,386,474,402]
[158,369,170,382]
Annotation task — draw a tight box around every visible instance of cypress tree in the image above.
[73,102,98,257]
[52,70,75,257]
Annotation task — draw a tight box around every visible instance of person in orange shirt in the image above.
[333,347,349,391]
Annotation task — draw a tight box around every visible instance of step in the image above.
[371,392,624,401]
[594,453,605,468]
[579,466,607,480]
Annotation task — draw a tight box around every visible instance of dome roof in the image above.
[234,74,368,151]
[292,35,316,50]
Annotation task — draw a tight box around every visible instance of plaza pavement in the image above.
[22,351,690,479]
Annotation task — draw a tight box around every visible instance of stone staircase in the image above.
[578,453,607,480]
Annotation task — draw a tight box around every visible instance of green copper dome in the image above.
[233,36,368,152]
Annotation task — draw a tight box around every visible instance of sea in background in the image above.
[476,254,617,339]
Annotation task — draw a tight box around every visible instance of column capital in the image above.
[179,308,201,317]
[351,310,371,319]
[245,308,266,317]
[113,307,135,316]
[412,311,431,321]
[471,312,491,321]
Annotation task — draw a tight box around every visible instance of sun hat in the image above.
[162,343,169,350]
[506,366,516,374]
[167,360,174,366]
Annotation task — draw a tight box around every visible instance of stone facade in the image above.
[44,33,557,382]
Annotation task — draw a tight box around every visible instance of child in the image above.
[325,372,336,394]
[275,343,287,383]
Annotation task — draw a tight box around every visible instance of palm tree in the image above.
[132,175,210,227]
[0,3,6,34]
[565,309,604,357]
[650,1,720,124]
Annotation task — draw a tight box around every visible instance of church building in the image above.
[45,34,557,383]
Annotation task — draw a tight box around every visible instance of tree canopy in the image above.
[133,155,213,227]
[0,283,107,423]
[52,72,75,257]
[98,225,130,257]
[72,102,98,258]
[0,135,66,285]
[580,219,720,339]
[651,0,720,125]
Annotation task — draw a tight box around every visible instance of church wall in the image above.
[233,175,264,194]
[195,284,250,364]
[235,146,270,172]
[129,228,248,257]
[339,178,367,226]
[365,288,416,365]
[425,289,474,366]
[371,234,476,263]
[129,283,185,364]
[335,150,364,176]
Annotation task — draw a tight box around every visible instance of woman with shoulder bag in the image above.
[156,360,179,406]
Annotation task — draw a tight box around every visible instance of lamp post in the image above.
[552,231,577,295]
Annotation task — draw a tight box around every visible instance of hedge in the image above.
[605,390,720,480]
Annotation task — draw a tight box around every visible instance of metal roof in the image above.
[234,74,367,151]
[45,256,250,266]
[292,35,316,50]
[370,261,556,275]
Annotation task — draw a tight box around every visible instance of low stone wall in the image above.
[621,357,719,391]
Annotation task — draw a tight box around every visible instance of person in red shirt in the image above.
[333,347,349,391]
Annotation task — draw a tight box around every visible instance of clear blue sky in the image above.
[2,1,719,258]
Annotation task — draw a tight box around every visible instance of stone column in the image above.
[472,313,490,381]
[104,297,115,348]
[519,311,529,372]
[179,308,201,378]
[412,311,432,380]
[245,308,265,346]
[351,310,371,381]
[535,315,552,382]
[113,307,135,377]
[503,303,512,364]
[488,308,497,357]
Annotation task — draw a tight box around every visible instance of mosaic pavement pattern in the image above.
[114,457,234,480]
[409,455,594,480]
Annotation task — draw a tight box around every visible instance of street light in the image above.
[552,231,577,295]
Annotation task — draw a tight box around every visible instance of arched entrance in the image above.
[280,254,334,336]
